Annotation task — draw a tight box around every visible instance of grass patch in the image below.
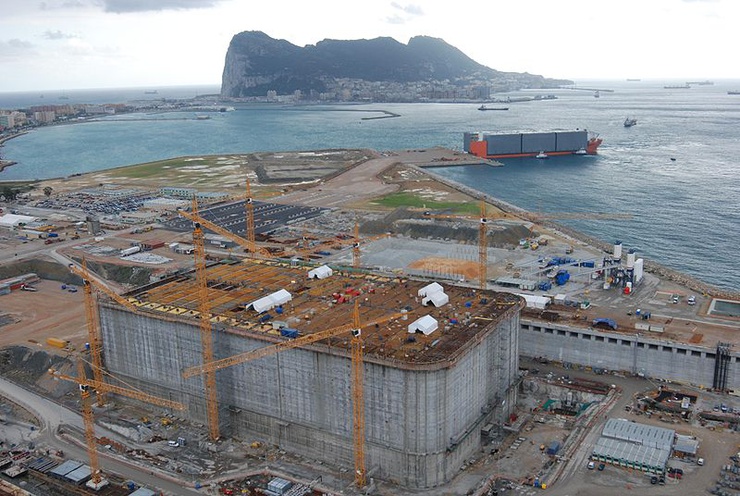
[371,192,480,214]
[106,157,212,179]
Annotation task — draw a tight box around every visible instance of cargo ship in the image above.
[464,130,602,159]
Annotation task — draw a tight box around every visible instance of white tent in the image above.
[418,282,444,297]
[518,294,550,310]
[422,291,449,307]
[0,213,37,228]
[248,289,292,313]
[308,265,333,279]
[408,315,439,335]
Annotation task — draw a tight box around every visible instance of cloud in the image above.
[39,1,88,10]
[99,0,224,13]
[385,2,423,24]
[0,39,36,59]
[390,2,424,16]
[43,30,79,40]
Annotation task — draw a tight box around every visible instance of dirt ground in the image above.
[408,257,481,281]
[0,279,87,353]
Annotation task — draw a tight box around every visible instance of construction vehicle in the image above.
[182,300,401,487]
[49,360,184,491]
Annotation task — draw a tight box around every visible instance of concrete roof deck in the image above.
[124,258,524,367]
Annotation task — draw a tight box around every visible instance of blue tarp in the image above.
[593,318,617,330]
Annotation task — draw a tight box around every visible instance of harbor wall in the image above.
[519,319,738,388]
[98,304,520,488]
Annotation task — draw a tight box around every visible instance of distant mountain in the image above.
[221,31,571,101]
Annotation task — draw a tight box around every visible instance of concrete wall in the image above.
[98,304,520,489]
[519,319,738,389]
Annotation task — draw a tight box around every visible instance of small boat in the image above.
[535,151,549,159]
[624,117,637,127]
[594,91,600,98]
[478,105,509,111]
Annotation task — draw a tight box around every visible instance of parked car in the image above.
[687,295,696,305]
[598,463,606,471]
[587,461,595,470]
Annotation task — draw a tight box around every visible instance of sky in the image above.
[1,0,738,92]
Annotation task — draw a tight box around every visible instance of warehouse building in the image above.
[96,258,524,488]
[591,418,675,474]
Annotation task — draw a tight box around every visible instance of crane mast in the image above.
[77,360,102,488]
[79,259,106,406]
[70,258,141,406]
[245,180,256,255]
[478,201,488,291]
[192,198,221,441]
[350,302,366,487]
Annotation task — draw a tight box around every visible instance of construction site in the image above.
[1,147,740,496]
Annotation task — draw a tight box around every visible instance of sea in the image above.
[1,81,739,292]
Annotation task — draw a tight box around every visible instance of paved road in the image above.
[0,376,203,495]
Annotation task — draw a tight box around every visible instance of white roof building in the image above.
[0,213,38,228]
[308,265,333,280]
[248,289,292,313]
[422,291,449,307]
[418,282,444,297]
[518,294,551,310]
[408,315,439,336]
[418,281,449,307]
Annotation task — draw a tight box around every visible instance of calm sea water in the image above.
[1,81,739,291]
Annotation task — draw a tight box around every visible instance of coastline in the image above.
[0,131,27,174]
[416,164,739,300]
[0,130,27,147]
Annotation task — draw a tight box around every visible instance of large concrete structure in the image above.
[97,259,524,488]
[520,319,739,390]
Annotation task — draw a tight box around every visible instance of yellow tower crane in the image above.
[190,199,221,441]
[424,200,489,291]
[49,360,184,490]
[182,300,402,487]
[69,259,141,406]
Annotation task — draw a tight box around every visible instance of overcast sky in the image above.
[1,0,737,92]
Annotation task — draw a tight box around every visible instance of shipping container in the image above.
[486,134,522,155]
[46,338,69,349]
[521,132,557,154]
[555,130,587,151]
